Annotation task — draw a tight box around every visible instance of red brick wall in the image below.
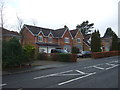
[83,42,90,51]
[73,31,83,47]
[59,30,73,48]
[22,27,38,48]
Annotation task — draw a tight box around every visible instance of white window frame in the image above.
[77,38,81,43]
[64,37,69,43]
[38,36,43,42]
[48,37,52,43]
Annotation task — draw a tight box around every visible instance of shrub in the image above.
[71,47,79,54]
[23,44,36,61]
[58,53,71,62]
[50,53,77,62]
[2,37,25,68]
[37,53,48,60]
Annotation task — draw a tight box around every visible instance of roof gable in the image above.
[24,24,54,37]
[52,28,66,38]
[70,29,78,38]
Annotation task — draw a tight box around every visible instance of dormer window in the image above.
[48,37,52,43]
[64,37,69,43]
[77,38,81,43]
[38,36,43,42]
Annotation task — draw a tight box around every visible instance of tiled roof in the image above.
[2,28,20,37]
[24,24,52,36]
[70,29,78,38]
[24,24,67,38]
[52,28,66,38]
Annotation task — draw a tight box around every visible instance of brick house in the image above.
[101,37,112,51]
[21,24,73,53]
[70,29,84,52]
[2,28,21,41]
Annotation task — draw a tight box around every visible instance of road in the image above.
[2,56,120,88]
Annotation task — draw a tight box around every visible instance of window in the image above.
[77,38,80,43]
[48,37,52,43]
[64,37,69,43]
[38,36,43,42]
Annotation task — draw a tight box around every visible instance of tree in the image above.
[76,20,94,36]
[91,30,102,52]
[16,14,24,32]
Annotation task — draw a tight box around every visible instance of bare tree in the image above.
[16,14,24,32]
[0,0,5,30]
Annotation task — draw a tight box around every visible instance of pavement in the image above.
[2,58,92,75]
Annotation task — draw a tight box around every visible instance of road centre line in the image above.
[58,72,96,86]
[33,70,73,79]
[0,84,7,87]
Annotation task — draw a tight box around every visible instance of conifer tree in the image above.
[91,30,102,52]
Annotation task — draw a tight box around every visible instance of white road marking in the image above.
[76,70,86,74]
[33,70,73,79]
[105,65,119,70]
[84,64,103,69]
[53,74,81,76]
[106,63,116,66]
[58,72,96,86]
[93,66,105,70]
[84,66,93,69]
[0,84,7,87]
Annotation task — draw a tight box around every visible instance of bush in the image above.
[23,44,36,61]
[71,47,79,54]
[50,53,77,62]
[37,53,48,60]
[2,37,25,68]
[58,53,71,62]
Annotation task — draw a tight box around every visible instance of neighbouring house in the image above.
[70,29,84,52]
[2,28,21,42]
[101,36,112,51]
[83,34,91,51]
[21,24,74,53]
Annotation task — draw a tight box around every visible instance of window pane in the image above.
[38,36,43,42]
[77,38,80,43]
[64,37,69,43]
[48,37,52,43]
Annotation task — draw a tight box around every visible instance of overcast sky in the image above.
[2,0,120,37]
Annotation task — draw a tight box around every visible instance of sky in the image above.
[1,0,120,37]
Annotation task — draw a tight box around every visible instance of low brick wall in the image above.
[92,51,120,59]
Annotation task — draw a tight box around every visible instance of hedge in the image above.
[37,53,48,60]
[38,53,77,62]
[92,51,120,59]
